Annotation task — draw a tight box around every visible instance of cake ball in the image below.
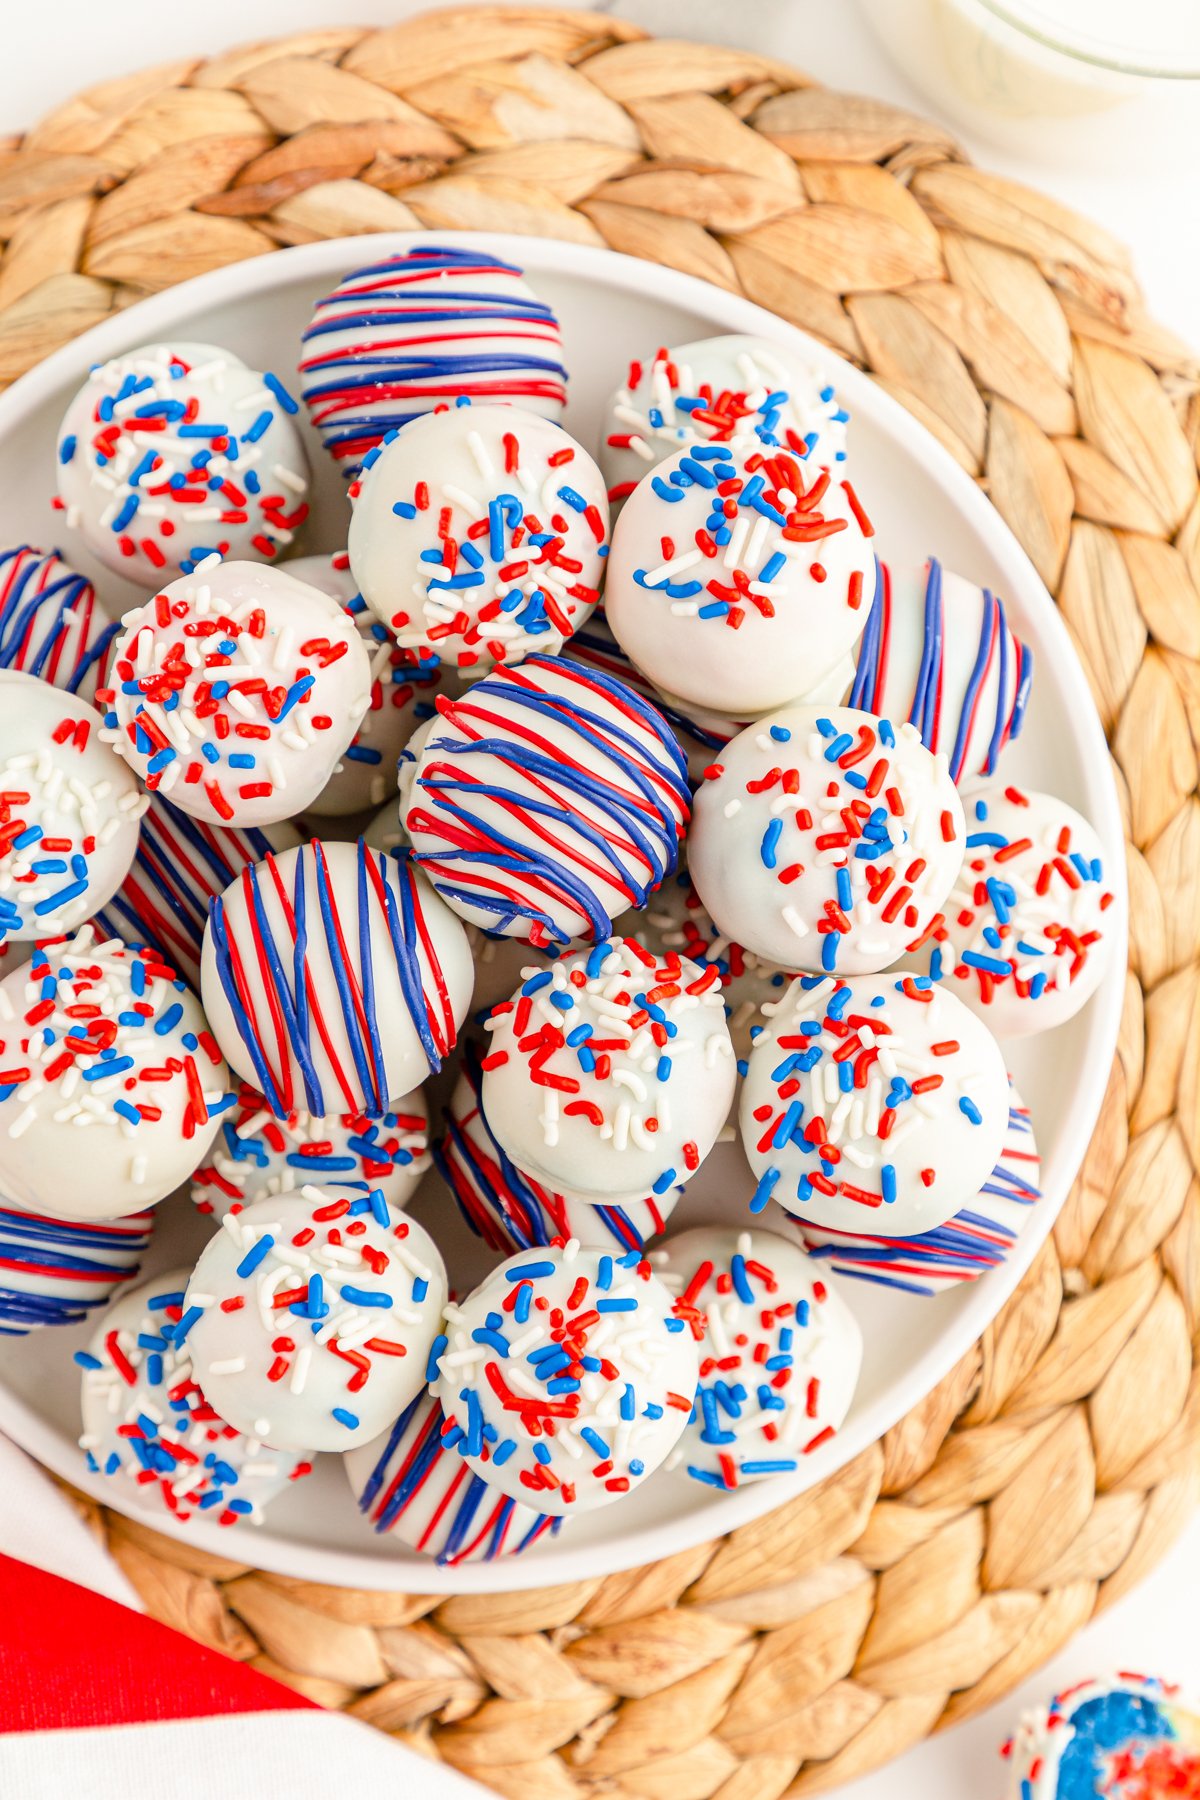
[849,558,1033,783]
[655,1226,862,1489]
[300,245,568,480]
[0,545,120,700]
[183,1188,447,1451]
[793,1077,1041,1296]
[402,654,690,949]
[437,1045,680,1258]
[346,1391,563,1566]
[740,972,1009,1236]
[689,707,965,976]
[601,335,848,505]
[431,1240,699,1514]
[604,444,875,717]
[481,938,736,1209]
[55,342,309,588]
[97,559,371,829]
[925,781,1117,1037]
[202,838,472,1119]
[0,672,146,945]
[91,790,302,992]
[348,403,608,675]
[77,1267,311,1524]
[284,551,443,818]
[615,865,794,1063]
[191,1081,429,1217]
[0,1203,153,1334]
[1003,1673,1200,1799]
[0,928,231,1219]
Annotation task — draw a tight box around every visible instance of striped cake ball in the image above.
[655,1226,862,1491]
[77,1267,312,1524]
[345,1391,562,1566]
[401,654,690,950]
[849,558,1033,784]
[436,1043,680,1257]
[790,1078,1040,1296]
[0,1204,153,1334]
[91,789,301,991]
[0,546,119,700]
[55,342,310,588]
[299,246,567,479]
[191,1082,430,1217]
[430,1240,699,1514]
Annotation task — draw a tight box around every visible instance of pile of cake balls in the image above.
[0,243,1116,1567]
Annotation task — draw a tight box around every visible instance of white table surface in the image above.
[2,4,1198,1795]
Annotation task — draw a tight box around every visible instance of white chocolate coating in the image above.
[0,1203,153,1335]
[200,838,473,1120]
[0,545,119,700]
[184,1188,447,1452]
[1003,1673,1200,1799]
[689,706,965,976]
[79,1266,311,1524]
[285,551,443,817]
[0,670,146,943]
[654,1226,862,1489]
[55,342,310,588]
[345,1391,562,1566]
[438,1050,680,1257]
[98,558,371,828]
[481,937,736,1209]
[923,781,1117,1037]
[0,927,231,1219]
[431,1239,699,1515]
[191,1081,429,1216]
[604,443,876,716]
[600,335,848,504]
[401,655,690,950]
[739,972,1009,1236]
[849,559,1033,784]
[348,404,608,675]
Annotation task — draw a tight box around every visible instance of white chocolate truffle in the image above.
[430,1240,699,1515]
[284,551,443,818]
[481,937,736,1209]
[77,1266,311,1523]
[0,671,146,943]
[1003,1673,1200,1799]
[200,839,473,1120]
[92,789,301,992]
[0,928,231,1219]
[300,246,567,480]
[793,1077,1040,1295]
[345,1391,562,1566]
[348,404,608,675]
[0,1203,152,1335]
[437,1046,680,1258]
[191,1081,429,1216]
[689,706,965,976]
[0,545,119,700]
[183,1188,447,1452]
[923,781,1117,1037]
[740,972,1009,1236]
[604,443,876,716]
[98,558,371,828]
[601,335,848,505]
[655,1226,862,1489]
[55,342,309,588]
[849,559,1033,783]
[402,654,690,950]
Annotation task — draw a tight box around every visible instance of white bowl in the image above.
[0,234,1125,1592]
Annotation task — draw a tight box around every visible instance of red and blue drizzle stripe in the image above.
[0,547,119,697]
[0,1206,153,1334]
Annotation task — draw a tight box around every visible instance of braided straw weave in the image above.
[5,9,1200,1792]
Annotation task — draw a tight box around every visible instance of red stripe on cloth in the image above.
[0,1553,316,1733]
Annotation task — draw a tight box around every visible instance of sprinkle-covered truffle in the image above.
[1002,1673,1200,1800]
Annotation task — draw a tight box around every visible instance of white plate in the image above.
[0,234,1126,1593]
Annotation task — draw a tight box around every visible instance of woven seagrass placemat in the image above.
[4,9,1200,1793]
